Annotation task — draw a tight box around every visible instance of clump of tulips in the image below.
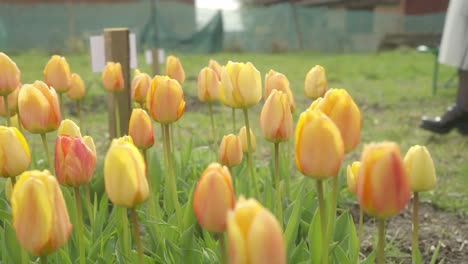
[0,52,439,264]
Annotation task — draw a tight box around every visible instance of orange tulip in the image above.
[0,87,19,117]
[346,161,360,195]
[11,170,72,256]
[295,109,344,178]
[310,89,361,153]
[128,108,155,149]
[147,75,185,124]
[264,70,295,112]
[0,126,30,178]
[239,126,256,153]
[102,62,124,92]
[0,52,21,96]
[43,55,71,93]
[166,55,185,85]
[131,69,151,105]
[208,59,223,80]
[304,65,327,99]
[220,61,262,109]
[18,81,61,134]
[66,73,86,100]
[218,134,243,167]
[227,197,286,264]
[193,163,235,233]
[357,142,411,219]
[197,67,220,103]
[260,90,293,143]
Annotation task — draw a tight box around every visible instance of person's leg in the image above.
[457,69,468,111]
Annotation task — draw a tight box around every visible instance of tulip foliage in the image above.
[0,52,442,264]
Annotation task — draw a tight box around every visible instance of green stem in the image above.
[40,133,53,173]
[119,207,130,260]
[3,95,10,126]
[17,113,23,133]
[242,108,258,198]
[285,141,291,198]
[114,93,121,138]
[162,123,182,227]
[326,176,339,249]
[40,255,47,264]
[59,93,64,118]
[219,102,227,132]
[358,206,363,248]
[412,192,419,263]
[10,176,16,188]
[219,233,227,264]
[317,180,328,264]
[208,102,218,155]
[232,108,236,132]
[131,208,144,264]
[274,142,283,227]
[77,100,82,129]
[74,187,85,264]
[378,219,386,264]
[85,183,94,227]
[20,249,28,264]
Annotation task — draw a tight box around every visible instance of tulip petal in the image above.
[227,211,248,264]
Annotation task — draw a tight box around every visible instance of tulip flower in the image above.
[102,62,124,92]
[260,90,293,143]
[218,134,243,168]
[43,55,71,93]
[208,59,223,80]
[227,197,286,264]
[198,67,221,103]
[67,73,86,100]
[0,126,30,179]
[0,86,19,117]
[264,70,295,112]
[220,61,262,109]
[311,89,361,153]
[193,163,235,233]
[357,141,410,264]
[346,161,360,195]
[128,108,154,149]
[304,65,327,99]
[131,69,151,107]
[166,55,185,85]
[147,75,185,124]
[239,126,256,153]
[0,52,21,96]
[58,119,82,137]
[11,170,72,257]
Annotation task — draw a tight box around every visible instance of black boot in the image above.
[420,104,468,134]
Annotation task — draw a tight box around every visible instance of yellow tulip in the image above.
[128,108,155,149]
[239,126,256,153]
[218,134,243,167]
[0,126,30,178]
[104,136,148,207]
[260,90,293,143]
[66,73,86,100]
[227,197,286,264]
[102,62,124,92]
[43,55,71,93]
[11,170,72,256]
[18,81,61,134]
[193,163,235,233]
[197,67,221,103]
[346,161,360,195]
[304,65,327,99]
[147,75,185,124]
[166,55,186,85]
[208,59,223,80]
[0,52,21,96]
[220,61,262,109]
[264,69,295,112]
[58,119,81,137]
[295,109,344,178]
[131,69,151,105]
[0,86,19,117]
[404,145,437,192]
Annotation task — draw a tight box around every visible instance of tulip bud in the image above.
[239,126,256,153]
[311,89,361,153]
[128,108,155,149]
[357,142,411,219]
[404,145,437,192]
[0,52,21,96]
[58,119,81,137]
[166,55,185,85]
[346,161,360,195]
[104,136,149,207]
[264,70,295,112]
[131,70,151,106]
[295,109,344,179]
[102,62,124,92]
[260,90,293,143]
[0,126,31,178]
[43,55,71,93]
[18,81,61,134]
[220,61,262,109]
[55,135,96,186]
[147,75,186,124]
[0,87,19,117]
[193,163,235,232]
[11,170,72,256]
[304,65,327,99]
[218,134,243,167]
[67,73,85,100]
[208,59,223,80]
[227,197,286,264]
[197,67,220,103]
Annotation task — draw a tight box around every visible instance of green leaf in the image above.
[285,178,306,256]
[429,241,441,264]
[4,220,22,263]
[334,245,352,264]
[289,240,309,263]
[308,208,323,264]
[361,249,376,264]
[413,246,422,264]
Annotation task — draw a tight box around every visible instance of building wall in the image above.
[403,0,448,15]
